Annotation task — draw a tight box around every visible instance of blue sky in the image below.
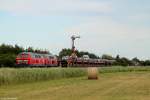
[0,0,150,59]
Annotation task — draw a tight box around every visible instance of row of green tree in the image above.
[0,44,49,67]
[0,44,150,67]
[59,48,99,59]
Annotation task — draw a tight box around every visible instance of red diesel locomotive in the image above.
[16,52,58,67]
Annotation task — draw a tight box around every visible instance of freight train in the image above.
[16,52,114,67]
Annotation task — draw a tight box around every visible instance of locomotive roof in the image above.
[19,52,54,56]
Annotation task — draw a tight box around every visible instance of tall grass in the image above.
[99,66,150,73]
[1,66,150,86]
[0,68,87,86]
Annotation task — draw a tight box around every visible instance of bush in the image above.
[0,54,16,67]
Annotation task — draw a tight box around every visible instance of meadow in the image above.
[0,66,150,100]
[1,66,150,86]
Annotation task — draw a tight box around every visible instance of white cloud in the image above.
[0,0,112,15]
[66,16,150,39]
[65,16,150,59]
[127,13,150,22]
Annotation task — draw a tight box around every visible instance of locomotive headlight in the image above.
[17,60,23,64]
[23,60,28,64]
[17,60,28,64]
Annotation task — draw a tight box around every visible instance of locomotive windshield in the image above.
[17,54,22,58]
[17,53,29,58]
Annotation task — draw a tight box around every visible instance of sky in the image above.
[0,0,150,59]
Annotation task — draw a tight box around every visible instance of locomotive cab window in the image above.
[49,56,54,59]
[34,55,42,58]
[23,54,29,58]
[17,53,29,58]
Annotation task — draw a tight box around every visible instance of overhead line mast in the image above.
[71,35,80,58]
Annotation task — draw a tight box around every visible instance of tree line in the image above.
[0,44,150,67]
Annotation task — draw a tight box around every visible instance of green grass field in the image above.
[0,67,150,100]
